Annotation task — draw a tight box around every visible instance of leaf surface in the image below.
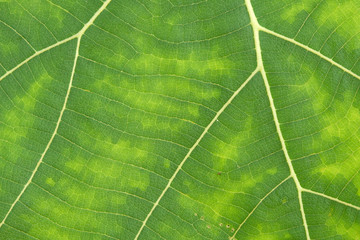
[0,0,360,239]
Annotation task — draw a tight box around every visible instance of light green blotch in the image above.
[305,88,360,163]
[52,10,65,28]
[211,191,244,225]
[33,225,65,239]
[316,149,360,194]
[314,1,360,51]
[249,233,277,240]
[317,165,340,179]
[207,58,227,71]
[140,115,178,133]
[280,1,313,23]
[26,215,66,240]
[187,104,199,118]
[325,209,360,239]
[60,174,127,210]
[0,41,18,56]
[102,139,151,192]
[29,195,98,238]
[211,119,252,164]
[352,174,360,197]
[14,71,52,111]
[163,13,180,25]
[316,138,360,195]
[164,159,170,168]
[31,0,65,28]
[347,103,360,122]
[304,77,329,112]
[97,132,154,167]
[266,167,277,175]
[0,73,51,144]
[111,138,148,161]
[173,77,221,102]
[228,168,278,194]
[211,140,238,162]
[321,100,360,143]
[0,114,19,142]
[121,85,201,125]
[251,223,294,240]
[128,54,160,74]
[46,177,56,187]
[63,178,95,206]
[177,188,218,223]
[8,0,24,16]
[123,53,222,103]
[294,59,329,110]
[65,156,85,173]
[36,196,62,216]
[227,171,257,192]
[127,175,149,192]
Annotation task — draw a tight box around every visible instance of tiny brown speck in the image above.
[226,224,230,228]
[206,225,211,229]
[231,228,235,232]
[219,223,223,227]
[200,216,204,220]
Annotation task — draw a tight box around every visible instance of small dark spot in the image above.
[231,228,235,232]
[219,223,223,227]
[226,224,230,228]
[217,172,222,175]
[200,216,204,220]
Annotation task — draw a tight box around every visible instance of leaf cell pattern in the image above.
[0,0,360,239]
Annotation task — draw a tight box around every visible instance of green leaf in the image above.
[1,0,360,239]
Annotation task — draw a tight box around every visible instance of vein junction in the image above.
[239,0,360,239]
[0,0,113,229]
[1,0,360,238]
[136,0,360,239]
[244,0,311,238]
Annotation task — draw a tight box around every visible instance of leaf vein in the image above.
[134,68,259,239]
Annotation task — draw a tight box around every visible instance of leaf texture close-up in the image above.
[1,0,360,239]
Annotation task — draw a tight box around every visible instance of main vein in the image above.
[244,0,311,239]
[0,0,112,228]
[134,69,259,239]
[2,0,359,236]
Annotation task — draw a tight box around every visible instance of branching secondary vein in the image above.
[242,0,360,239]
[2,0,360,238]
[0,0,113,83]
[230,176,291,239]
[0,34,80,230]
[302,188,360,211]
[134,68,260,240]
[259,26,360,82]
[0,0,113,228]
[244,0,311,239]
[0,34,77,82]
